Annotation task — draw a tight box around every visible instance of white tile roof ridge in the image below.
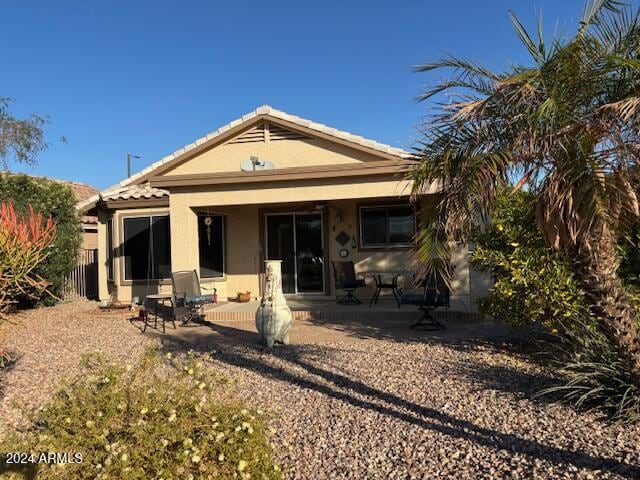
[77,105,412,212]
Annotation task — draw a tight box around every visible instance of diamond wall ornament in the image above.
[335,230,350,246]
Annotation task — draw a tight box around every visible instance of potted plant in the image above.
[237,291,251,303]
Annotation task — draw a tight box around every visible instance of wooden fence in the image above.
[63,248,98,300]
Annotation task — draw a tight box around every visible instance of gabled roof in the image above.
[78,105,412,212]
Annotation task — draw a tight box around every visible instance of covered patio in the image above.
[200,297,482,323]
[124,295,488,345]
[142,297,497,345]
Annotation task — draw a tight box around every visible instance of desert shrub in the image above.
[0,349,282,480]
[0,201,57,319]
[473,189,640,423]
[471,190,585,330]
[0,174,81,303]
[538,315,640,425]
[0,346,11,369]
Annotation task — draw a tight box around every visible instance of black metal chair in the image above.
[400,274,449,330]
[331,261,366,305]
[171,270,216,325]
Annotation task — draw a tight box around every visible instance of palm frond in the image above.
[413,0,640,282]
[600,96,640,121]
[509,10,547,63]
[580,0,626,36]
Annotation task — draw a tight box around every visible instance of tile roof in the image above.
[58,181,100,225]
[117,105,412,188]
[64,181,99,203]
[81,215,98,225]
[0,173,100,221]
[0,173,99,203]
[101,184,169,202]
[78,105,412,211]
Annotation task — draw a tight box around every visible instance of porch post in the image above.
[169,194,199,272]
[97,211,109,301]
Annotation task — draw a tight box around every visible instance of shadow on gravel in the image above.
[157,322,640,479]
[0,352,20,401]
[302,313,513,344]
[457,361,558,401]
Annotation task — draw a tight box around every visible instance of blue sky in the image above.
[2,0,590,189]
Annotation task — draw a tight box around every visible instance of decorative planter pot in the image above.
[255,260,292,348]
[237,292,251,303]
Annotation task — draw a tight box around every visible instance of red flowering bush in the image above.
[0,201,56,319]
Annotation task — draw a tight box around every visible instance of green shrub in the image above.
[0,349,282,480]
[472,189,640,423]
[0,174,81,303]
[471,190,585,330]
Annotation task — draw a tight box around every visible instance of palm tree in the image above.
[411,0,640,381]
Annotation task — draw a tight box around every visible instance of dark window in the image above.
[107,218,114,281]
[152,216,172,279]
[359,205,415,247]
[122,215,171,281]
[198,214,224,278]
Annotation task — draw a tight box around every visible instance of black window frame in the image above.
[197,213,225,279]
[121,214,172,282]
[358,204,416,248]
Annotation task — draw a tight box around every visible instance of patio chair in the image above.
[400,274,449,330]
[171,270,216,325]
[331,261,366,305]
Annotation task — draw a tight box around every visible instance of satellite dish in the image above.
[240,156,276,171]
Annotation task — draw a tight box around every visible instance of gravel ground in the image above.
[162,335,640,480]
[1,302,639,479]
[0,301,155,435]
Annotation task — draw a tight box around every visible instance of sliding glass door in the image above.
[265,213,324,294]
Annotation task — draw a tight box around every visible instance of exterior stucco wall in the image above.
[100,195,474,312]
[97,211,109,301]
[94,123,474,307]
[81,229,98,250]
[163,136,385,176]
[223,206,261,299]
[324,199,472,310]
[168,175,414,208]
[168,200,263,301]
[99,207,173,303]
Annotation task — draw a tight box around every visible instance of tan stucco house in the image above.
[79,106,481,309]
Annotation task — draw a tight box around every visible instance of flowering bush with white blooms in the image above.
[0,348,282,480]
